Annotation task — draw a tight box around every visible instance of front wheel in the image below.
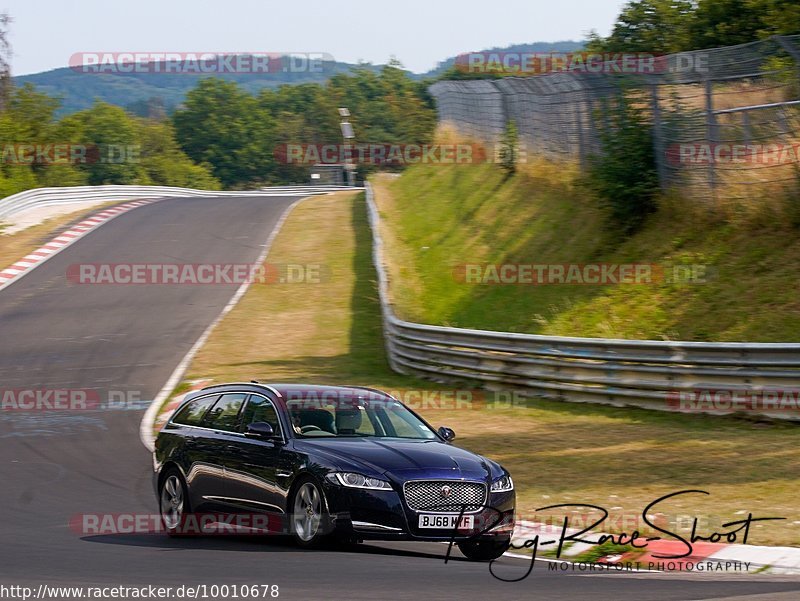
[458,537,511,561]
[159,468,191,537]
[290,477,330,548]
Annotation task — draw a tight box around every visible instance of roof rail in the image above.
[199,382,283,398]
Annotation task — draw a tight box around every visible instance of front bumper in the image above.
[324,481,515,542]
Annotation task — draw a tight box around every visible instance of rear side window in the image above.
[171,395,219,426]
[203,393,247,432]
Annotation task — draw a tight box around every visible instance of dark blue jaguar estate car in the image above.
[153,383,515,560]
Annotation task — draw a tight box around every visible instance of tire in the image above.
[289,476,330,548]
[457,537,511,561]
[159,468,191,538]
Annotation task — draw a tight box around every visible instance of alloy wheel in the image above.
[292,482,322,542]
[160,474,184,530]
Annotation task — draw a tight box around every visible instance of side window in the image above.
[171,395,219,426]
[335,405,376,436]
[203,393,247,432]
[377,402,426,438]
[240,395,282,436]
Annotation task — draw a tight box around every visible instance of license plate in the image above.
[418,514,474,529]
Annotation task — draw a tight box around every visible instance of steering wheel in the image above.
[300,425,322,434]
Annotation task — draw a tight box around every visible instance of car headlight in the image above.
[328,472,393,490]
[490,474,514,493]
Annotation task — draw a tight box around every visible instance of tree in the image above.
[126,96,168,120]
[137,120,219,188]
[173,79,276,187]
[0,13,11,112]
[588,0,800,54]
[587,0,694,54]
[9,83,60,140]
[588,94,659,235]
[73,102,144,185]
[0,85,79,196]
[689,0,767,48]
[756,0,800,37]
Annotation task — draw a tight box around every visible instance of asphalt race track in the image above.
[0,194,798,600]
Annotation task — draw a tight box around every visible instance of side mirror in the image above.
[246,422,278,439]
[438,426,456,442]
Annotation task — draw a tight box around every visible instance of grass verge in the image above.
[371,165,800,342]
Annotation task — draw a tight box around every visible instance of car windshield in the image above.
[286,397,438,439]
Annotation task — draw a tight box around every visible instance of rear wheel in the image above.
[159,468,191,537]
[290,477,330,548]
[458,537,511,561]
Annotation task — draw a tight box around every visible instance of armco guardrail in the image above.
[365,183,800,419]
[0,184,358,221]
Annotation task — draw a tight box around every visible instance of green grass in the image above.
[373,165,800,341]
[176,190,800,547]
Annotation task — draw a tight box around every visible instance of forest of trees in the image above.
[172,61,436,187]
[0,84,221,197]
[0,62,437,197]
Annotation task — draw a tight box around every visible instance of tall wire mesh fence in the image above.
[429,35,800,203]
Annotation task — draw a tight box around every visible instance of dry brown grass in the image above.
[659,80,794,113]
[0,202,120,271]
[188,191,372,383]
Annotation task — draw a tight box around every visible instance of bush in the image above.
[588,94,659,235]
[498,120,519,176]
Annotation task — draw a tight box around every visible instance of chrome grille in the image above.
[403,481,487,513]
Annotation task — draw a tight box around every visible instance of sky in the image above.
[4,0,625,76]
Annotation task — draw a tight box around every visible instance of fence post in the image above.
[651,84,668,192]
[574,103,587,170]
[488,80,509,141]
[742,111,752,146]
[704,77,718,202]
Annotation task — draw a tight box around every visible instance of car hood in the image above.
[295,438,496,482]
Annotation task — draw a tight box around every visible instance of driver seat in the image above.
[297,408,335,433]
[335,408,362,435]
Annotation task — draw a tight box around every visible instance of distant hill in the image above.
[14,42,584,116]
[14,56,383,116]
[419,40,585,79]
